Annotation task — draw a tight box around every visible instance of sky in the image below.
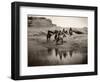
[29,15,88,28]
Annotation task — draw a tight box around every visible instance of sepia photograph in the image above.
[28,15,88,66]
[11,2,97,80]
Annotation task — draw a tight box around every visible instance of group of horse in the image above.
[47,28,73,45]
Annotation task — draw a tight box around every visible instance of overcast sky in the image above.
[29,15,88,28]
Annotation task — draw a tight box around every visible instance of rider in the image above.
[69,27,73,36]
[56,30,63,45]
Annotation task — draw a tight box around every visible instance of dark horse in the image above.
[47,30,54,42]
[47,29,67,45]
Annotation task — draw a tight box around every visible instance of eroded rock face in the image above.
[28,17,56,27]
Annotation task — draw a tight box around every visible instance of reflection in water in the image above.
[69,50,73,57]
[55,48,73,60]
[48,48,52,54]
[28,48,87,66]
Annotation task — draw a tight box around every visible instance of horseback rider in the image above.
[55,30,64,45]
[69,27,73,36]
[47,30,53,42]
[47,29,67,45]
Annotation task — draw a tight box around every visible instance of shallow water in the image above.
[28,48,87,66]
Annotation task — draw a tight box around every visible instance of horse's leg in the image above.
[61,38,63,44]
[47,35,49,42]
[56,38,59,45]
[47,38,48,42]
[48,37,50,41]
[54,35,57,41]
[49,35,51,41]
[55,38,58,45]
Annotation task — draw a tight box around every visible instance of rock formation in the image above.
[28,16,56,27]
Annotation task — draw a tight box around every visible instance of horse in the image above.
[46,29,68,45]
[47,30,54,42]
[55,30,66,45]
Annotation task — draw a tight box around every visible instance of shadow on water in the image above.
[28,48,87,66]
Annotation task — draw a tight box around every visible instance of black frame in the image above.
[11,1,98,80]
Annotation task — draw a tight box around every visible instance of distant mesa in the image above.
[28,16,56,27]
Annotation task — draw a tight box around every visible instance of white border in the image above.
[20,6,94,76]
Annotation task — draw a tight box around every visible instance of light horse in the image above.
[55,30,67,45]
